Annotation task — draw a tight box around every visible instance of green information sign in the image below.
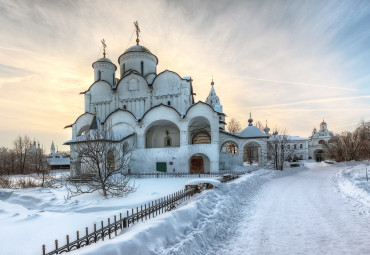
[156,162,167,172]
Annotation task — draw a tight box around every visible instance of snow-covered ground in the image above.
[2,162,370,255]
[0,174,217,255]
[73,162,370,255]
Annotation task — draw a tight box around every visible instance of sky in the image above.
[0,0,369,153]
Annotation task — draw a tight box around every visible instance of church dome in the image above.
[124,45,151,53]
[321,121,327,125]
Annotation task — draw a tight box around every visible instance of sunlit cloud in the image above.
[0,0,369,151]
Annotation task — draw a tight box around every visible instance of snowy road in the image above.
[215,163,370,255]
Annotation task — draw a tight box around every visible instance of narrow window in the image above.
[123,64,125,74]
[123,105,127,110]
[167,101,171,106]
[300,144,303,149]
[98,70,101,80]
[294,144,297,149]
[141,61,144,75]
[287,145,290,150]
[165,137,172,147]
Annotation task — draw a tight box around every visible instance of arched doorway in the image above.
[220,141,239,155]
[189,154,210,174]
[315,149,324,162]
[243,142,261,166]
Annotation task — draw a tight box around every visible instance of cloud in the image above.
[0,0,369,151]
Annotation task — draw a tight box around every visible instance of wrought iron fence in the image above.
[42,173,242,255]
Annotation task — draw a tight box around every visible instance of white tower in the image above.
[206,79,226,130]
[92,39,117,87]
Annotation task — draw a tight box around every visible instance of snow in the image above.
[0,175,216,255]
[237,125,268,138]
[2,162,370,255]
[185,179,221,187]
[72,162,370,255]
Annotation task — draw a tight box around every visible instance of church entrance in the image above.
[189,154,210,174]
[315,150,324,162]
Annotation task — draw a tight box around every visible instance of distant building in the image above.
[308,120,333,161]
[47,141,70,170]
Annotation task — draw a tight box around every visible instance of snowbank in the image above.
[185,178,221,187]
[0,177,217,255]
[334,163,370,208]
[72,169,273,255]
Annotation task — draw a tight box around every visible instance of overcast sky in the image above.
[0,0,370,152]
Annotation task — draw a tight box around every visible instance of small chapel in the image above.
[64,24,269,176]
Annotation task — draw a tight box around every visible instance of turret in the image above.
[118,23,158,79]
[206,79,226,130]
[92,40,117,87]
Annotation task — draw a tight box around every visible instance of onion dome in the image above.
[264,120,270,134]
[124,45,151,53]
[248,112,253,126]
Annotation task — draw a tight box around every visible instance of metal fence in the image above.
[42,174,242,255]
[130,171,248,179]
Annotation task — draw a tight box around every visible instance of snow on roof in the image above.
[47,157,70,166]
[287,135,310,141]
[64,131,135,145]
[237,126,269,138]
[185,179,221,187]
[183,76,191,81]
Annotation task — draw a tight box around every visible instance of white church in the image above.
[65,29,271,176]
[64,25,335,176]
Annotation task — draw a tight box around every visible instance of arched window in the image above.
[300,144,303,149]
[107,150,115,172]
[165,136,172,147]
[141,61,144,75]
[294,144,297,149]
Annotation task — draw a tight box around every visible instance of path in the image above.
[215,163,370,255]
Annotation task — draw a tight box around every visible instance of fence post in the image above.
[136,207,139,222]
[108,218,111,239]
[42,244,45,255]
[132,208,134,224]
[76,231,80,248]
[66,235,70,251]
[86,227,89,245]
[94,224,97,243]
[55,239,58,250]
[120,213,122,229]
[141,205,143,222]
[366,168,368,181]
[127,210,129,227]
[114,216,117,236]
[101,221,104,241]
[145,204,147,220]
[148,203,151,219]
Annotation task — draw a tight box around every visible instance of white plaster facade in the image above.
[308,120,333,161]
[65,42,270,176]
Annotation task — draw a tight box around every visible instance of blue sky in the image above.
[0,0,369,152]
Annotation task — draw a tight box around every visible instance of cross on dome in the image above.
[134,21,141,45]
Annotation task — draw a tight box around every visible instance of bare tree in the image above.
[13,135,31,174]
[28,146,51,187]
[323,120,370,162]
[267,129,293,170]
[65,129,136,198]
[255,121,264,130]
[243,144,259,165]
[227,118,242,133]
